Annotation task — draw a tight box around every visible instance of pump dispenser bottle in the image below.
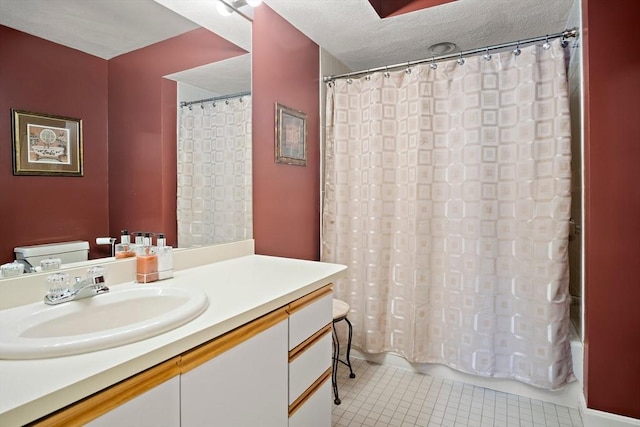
[135,232,158,283]
[154,233,173,280]
[115,229,135,259]
[132,232,144,251]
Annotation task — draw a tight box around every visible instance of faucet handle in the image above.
[46,273,70,298]
[87,266,107,286]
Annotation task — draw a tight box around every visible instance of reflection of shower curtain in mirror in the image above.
[177,96,252,247]
[323,40,574,389]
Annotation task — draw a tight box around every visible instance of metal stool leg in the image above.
[331,322,341,405]
[344,317,356,378]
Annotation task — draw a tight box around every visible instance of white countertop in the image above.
[0,254,346,426]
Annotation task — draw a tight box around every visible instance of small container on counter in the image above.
[115,229,136,259]
[135,235,158,284]
[154,233,173,280]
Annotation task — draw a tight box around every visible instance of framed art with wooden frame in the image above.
[11,109,83,176]
[275,103,306,166]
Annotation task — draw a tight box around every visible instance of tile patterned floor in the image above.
[332,358,583,427]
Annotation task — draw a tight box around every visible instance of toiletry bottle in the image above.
[132,231,144,252]
[143,232,152,247]
[136,233,158,283]
[115,229,135,259]
[154,233,174,280]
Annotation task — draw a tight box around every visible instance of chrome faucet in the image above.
[44,268,109,305]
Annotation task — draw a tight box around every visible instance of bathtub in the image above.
[349,326,584,409]
[569,323,583,387]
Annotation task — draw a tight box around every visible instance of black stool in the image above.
[332,299,355,405]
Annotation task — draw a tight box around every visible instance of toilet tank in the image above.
[14,241,90,266]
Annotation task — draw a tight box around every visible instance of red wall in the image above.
[252,5,321,260]
[107,28,247,246]
[583,0,640,419]
[0,25,110,262]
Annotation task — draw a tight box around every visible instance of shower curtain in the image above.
[322,40,574,389]
[177,96,252,248]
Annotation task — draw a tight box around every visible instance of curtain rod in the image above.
[323,27,579,82]
[180,91,251,108]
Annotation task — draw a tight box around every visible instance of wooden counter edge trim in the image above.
[288,368,332,418]
[286,284,333,315]
[288,323,331,363]
[30,357,181,427]
[180,306,289,374]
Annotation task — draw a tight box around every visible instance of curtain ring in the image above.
[384,66,390,78]
[405,62,412,74]
[430,56,437,70]
[457,52,465,65]
[513,42,521,56]
[543,36,551,50]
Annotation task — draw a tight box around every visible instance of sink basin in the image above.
[0,285,209,359]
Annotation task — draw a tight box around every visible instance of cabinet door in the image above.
[181,318,288,427]
[33,357,181,427]
[87,376,180,427]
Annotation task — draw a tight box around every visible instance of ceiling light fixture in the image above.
[216,1,234,16]
[216,0,262,17]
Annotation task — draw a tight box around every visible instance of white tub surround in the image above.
[0,241,346,426]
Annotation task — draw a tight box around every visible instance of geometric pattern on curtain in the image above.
[322,40,574,389]
[177,96,253,247]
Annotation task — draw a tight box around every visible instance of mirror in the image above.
[168,55,253,248]
[0,0,253,274]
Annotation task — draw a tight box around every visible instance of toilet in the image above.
[14,241,90,267]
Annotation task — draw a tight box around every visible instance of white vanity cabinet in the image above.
[180,308,289,427]
[28,285,334,427]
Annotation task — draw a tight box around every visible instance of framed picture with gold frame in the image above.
[275,103,306,166]
[11,109,83,176]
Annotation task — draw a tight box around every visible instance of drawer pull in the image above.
[289,324,331,362]
[288,368,331,418]
[287,284,333,315]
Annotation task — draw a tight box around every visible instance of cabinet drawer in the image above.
[288,375,331,427]
[288,286,332,350]
[289,327,331,404]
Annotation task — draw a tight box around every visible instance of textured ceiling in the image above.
[0,0,199,59]
[263,0,575,72]
[0,0,575,91]
[0,0,252,96]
